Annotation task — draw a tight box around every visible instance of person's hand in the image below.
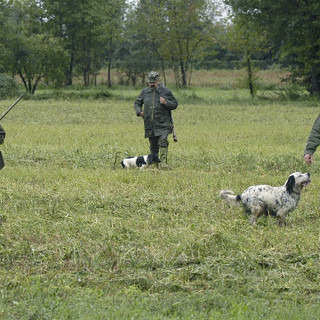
[304,154,313,165]
[160,97,167,105]
[139,111,144,118]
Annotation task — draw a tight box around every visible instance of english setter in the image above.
[220,172,311,226]
[121,154,160,169]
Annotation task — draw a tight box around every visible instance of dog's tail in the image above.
[220,190,242,206]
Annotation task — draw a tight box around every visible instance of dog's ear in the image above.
[286,175,295,194]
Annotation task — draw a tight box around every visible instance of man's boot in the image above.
[152,153,161,163]
[148,153,160,169]
[159,147,170,169]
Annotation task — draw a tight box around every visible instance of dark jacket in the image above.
[0,124,6,169]
[134,85,178,138]
[0,124,5,145]
[305,113,320,155]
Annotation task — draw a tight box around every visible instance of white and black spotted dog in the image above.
[220,172,311,226]
[121,154,159,169]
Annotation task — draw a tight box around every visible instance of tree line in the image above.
[0,0,319,96]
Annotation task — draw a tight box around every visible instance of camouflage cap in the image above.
[147,71,159,82]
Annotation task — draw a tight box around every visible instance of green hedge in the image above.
[0,74,18,98]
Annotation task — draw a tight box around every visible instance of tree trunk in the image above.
[18,70,28,92]
[83,71,86,86]
[65,49,74,86]
[177,39,186,87]
[310,68,320,95]
[180,60,187,87]
[160,58,166,86]
[107,37,113,88]
[188,62,193,86]
[174,66,180,86]
[247,51,255,98]
[32,71,43,94]
[28,79,32,93]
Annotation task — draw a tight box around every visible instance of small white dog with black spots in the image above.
[121,154,160,169]
[220,172,311,226]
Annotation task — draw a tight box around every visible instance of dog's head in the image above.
[138,155,154,168]
[286,172,311,195]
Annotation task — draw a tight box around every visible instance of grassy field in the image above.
[0,85,320,319]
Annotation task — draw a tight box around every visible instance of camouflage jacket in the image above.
[134,85,178,138]
[305,113,320,155]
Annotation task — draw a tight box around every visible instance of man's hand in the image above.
[139,111,144,118]
[304,154,313,165]
[160,96,167,105]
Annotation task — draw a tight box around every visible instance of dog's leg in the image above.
[248,198,265,225]
[249,206,264,226]
[250,209,263,226]
[249,214,257,225]
[249,209,260,225]
[277,210,288,227]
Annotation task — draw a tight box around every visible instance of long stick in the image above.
[171,116,178,142]
[0,94,24,121]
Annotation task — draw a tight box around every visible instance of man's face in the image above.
[148,81,159,89]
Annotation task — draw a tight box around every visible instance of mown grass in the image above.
[0,87,320,319]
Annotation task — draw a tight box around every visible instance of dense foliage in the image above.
[224,0,320,95]
[1,0,320,94]
[0,74,18,98]
[0,0,246,92]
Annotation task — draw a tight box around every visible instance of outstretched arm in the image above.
[304,113,320,164]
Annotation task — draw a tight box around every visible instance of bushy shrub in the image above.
[0,74,18,98]
[22,89,112,100]
[277,85,307,100]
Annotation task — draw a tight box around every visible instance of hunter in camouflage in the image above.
[134,71,178,166]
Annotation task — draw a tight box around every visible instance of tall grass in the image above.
[0,88,319,319]
[95,68,291,89]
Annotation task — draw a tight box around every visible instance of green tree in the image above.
[1,0,68,93]
[224,0,320,95]
[44,0,80,85]
[0,2,6,72]
[45,0,126,86]
[104,0,127,87]
[225,14,268,97]
[114,3,162,85]
[114,38,160,86]
[45,0,104,86]
[135,0,217,87]
[15,34,68,93]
